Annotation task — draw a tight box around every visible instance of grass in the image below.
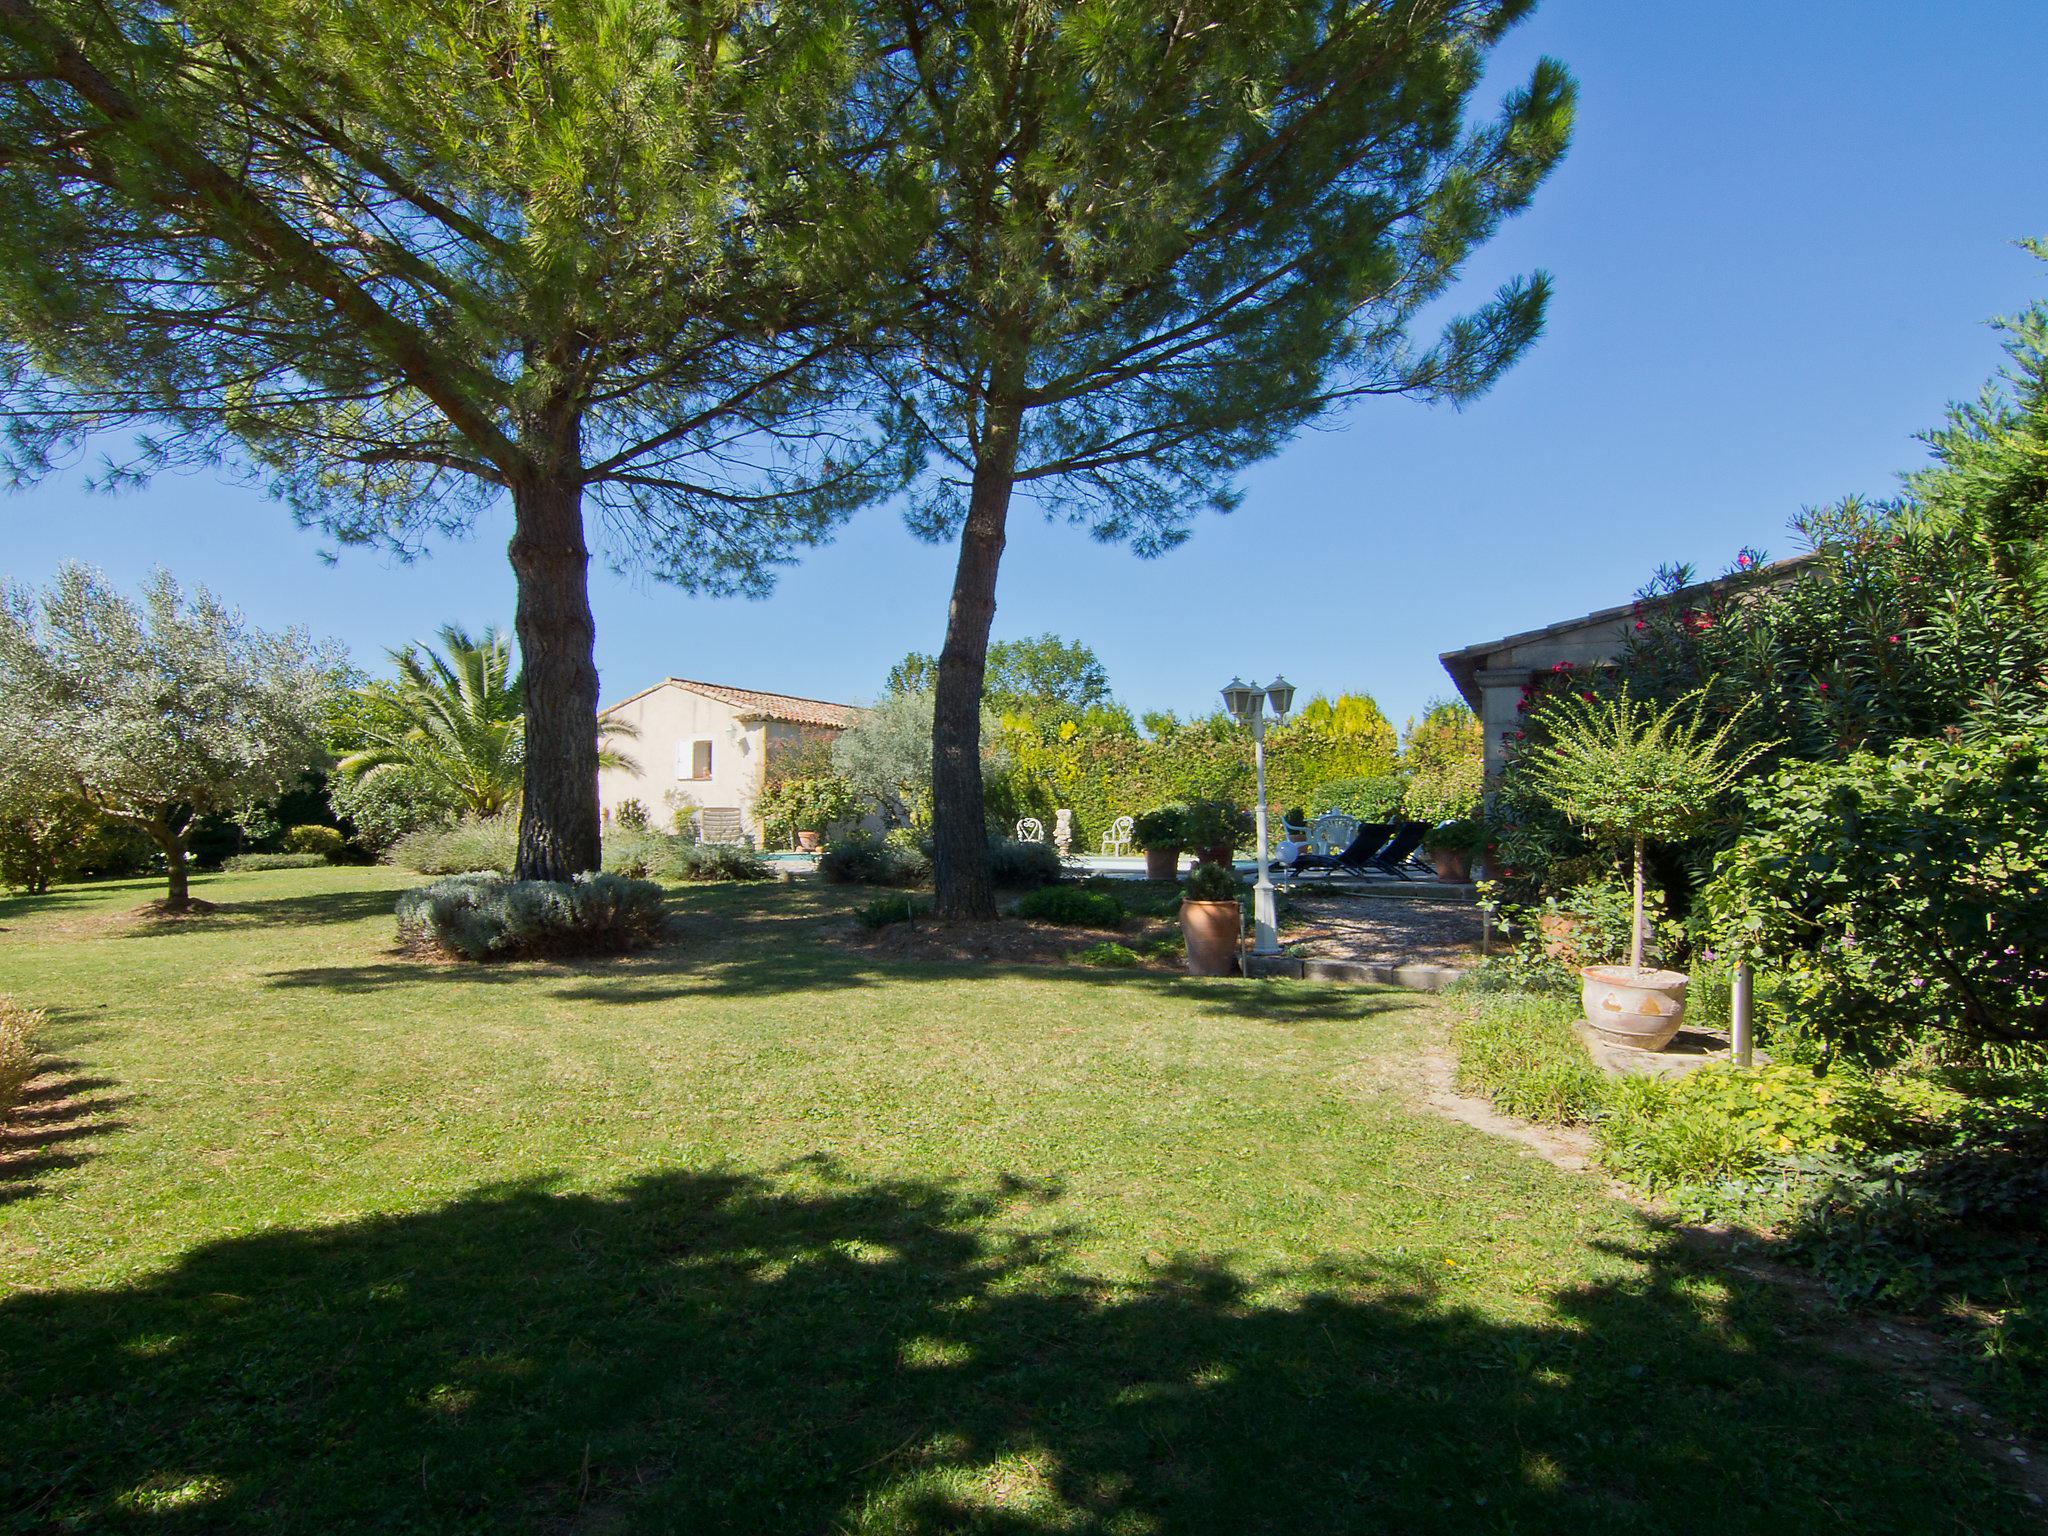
[1450,990,1612,1126]
[0,866,2035,1532]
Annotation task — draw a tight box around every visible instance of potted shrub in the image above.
[1421,818,1485,882]
[1525,688,1766,1050]
[758,773,854,851]
[1132,804,1187,881]
[1180,798,1246,868]
[1179,859,1243,976]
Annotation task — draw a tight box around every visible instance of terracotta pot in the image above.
[1580,964,1689,1051]
[1199,844,1235,868]
[1143,846,1181,881]
[1180,899,1242,977]
[1430,847,1471,883]
[796,830,822,852]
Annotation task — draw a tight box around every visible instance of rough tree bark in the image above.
[507,467,602,883]
[930,393,1024,920]
[146,812,192,911]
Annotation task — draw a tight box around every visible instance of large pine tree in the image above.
[0,0,906,878]
[870,0,1575,916]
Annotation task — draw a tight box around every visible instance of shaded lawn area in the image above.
[0,868,2032,1533]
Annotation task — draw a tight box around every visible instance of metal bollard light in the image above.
[1731,960,1755,1068]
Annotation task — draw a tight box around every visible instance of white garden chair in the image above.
[1308,811,1360,857]
[1014,817,1045,843]
[1099,814,1135,857]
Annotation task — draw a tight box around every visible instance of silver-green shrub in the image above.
[395,871,666,960]
[389,814,519,875]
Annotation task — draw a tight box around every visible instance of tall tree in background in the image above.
[888,632,1112,723]
[0,0,906,881]
[871,0,1575,916]
[0,565,338,910]
[337,627,528,818]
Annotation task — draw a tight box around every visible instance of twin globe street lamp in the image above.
[1220,674,1296,957]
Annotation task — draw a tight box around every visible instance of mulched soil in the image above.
[1283,892,1485,968]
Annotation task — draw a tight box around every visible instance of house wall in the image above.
[598,684,764,834]
[1467,618,1630,781]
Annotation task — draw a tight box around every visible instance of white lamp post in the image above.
[1222,674,1294,956]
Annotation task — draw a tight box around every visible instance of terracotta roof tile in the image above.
[656,678,863,728]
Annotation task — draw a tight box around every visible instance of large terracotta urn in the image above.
[1144,846,1181,881]
[1581,965,1689,1051]
[1179,899,1242,976]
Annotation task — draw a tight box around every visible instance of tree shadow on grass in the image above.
[1,1163,2027,1534]
[116,886,402,938]
[0,1057,128,1205]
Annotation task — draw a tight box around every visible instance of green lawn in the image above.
[0,867,2031,1533]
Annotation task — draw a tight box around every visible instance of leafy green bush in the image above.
[1450,993,1609,1125]
[327,764,458,856]
[661,842,770,883]
[389,814,518,875]
[614,798,650,830]
[281,823,346,860]
[1182,861,1241,903]
[1709,732,2048,1063]
[1015,885,1124,927]
[1308,774,1403,821]
[855,893,930,930]
[818,830,930,887]
[221,852,331,872]
[0,995,39,1119]
[0,785,92,894]
[1421,817,1486,855]
[1076,940,1143,967]
[985,836,1061,888]
[1179,798,1247,856]
[757,773,856,845]
[395,872,666,961]
[1131,804,1186,851]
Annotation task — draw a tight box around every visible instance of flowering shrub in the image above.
[1708,732,2047,1063]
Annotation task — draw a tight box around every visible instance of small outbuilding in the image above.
[1439,555,1812,781]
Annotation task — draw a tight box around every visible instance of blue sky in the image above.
[4,0,2046,728]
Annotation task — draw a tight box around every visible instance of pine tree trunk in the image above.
[1631,833,1646,973]
[508,471,602,882]
[930,397,1024,920]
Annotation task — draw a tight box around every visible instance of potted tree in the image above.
[1421,818,1486,883]
[1525,688,1765,1050]
[1132,804,1187,881]
[759,773,854,851]
[1179,859,1243,976]
[1180,798,1246,869]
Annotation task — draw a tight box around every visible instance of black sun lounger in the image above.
[1369,821,1431,880]
[1283,821,1394,881]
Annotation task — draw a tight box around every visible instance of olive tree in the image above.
[0,564,341,909]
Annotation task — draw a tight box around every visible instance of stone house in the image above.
[597,678,862,843]
[1439,555,1813,782]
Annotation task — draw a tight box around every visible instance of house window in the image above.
[690,738,713,780]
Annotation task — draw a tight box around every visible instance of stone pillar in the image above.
[1472,667,1535,785]
[1053,808,1073,858]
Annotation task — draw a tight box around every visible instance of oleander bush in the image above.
[1014,885,1124,928]
[0,994,38,1119]
[395,872,666,961]
[221,852,331,872]
[389,814,519,875]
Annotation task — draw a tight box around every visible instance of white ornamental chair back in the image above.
[1309,811,1360,857]
[1014,817,1045,844]
[1099,814,1135,857]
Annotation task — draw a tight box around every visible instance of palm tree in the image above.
[338,627,638,818]
[338,627,523,816]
